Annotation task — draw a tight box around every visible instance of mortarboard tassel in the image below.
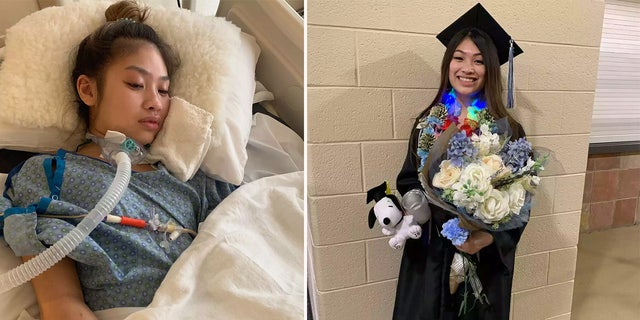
[507,38,515,109]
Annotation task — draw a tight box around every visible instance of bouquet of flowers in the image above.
[418,107,545,232]
[415,98,546,314]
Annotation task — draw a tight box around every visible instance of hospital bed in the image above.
[0,0,304,319]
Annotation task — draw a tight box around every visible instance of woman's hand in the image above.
[22,256,98,320]
[455,230,494,255]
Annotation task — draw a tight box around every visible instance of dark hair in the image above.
[408,28,524,157]
[71,0,180,131]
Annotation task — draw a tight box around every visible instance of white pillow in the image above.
[53,0,188,10]
[0,1,259,184]
[201,32,259,184]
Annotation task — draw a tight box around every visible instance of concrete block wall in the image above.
[307,1,605,319]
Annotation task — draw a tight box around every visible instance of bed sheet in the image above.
[123,170,304,320]
[243,112,303,184]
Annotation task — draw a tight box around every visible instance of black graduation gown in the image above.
[392,128,527,320]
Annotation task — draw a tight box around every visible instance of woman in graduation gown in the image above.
[392,4,528,320]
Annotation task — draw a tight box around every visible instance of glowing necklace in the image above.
[441,88,487,124]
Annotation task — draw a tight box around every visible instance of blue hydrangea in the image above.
[501,138,532,172]
[447,131,477,167]
[441,218,469,246]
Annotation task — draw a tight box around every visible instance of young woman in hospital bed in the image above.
[0,1,304,319]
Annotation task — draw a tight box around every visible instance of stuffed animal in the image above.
[367,181,422,249]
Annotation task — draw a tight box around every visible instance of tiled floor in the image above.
[571,225,640,320]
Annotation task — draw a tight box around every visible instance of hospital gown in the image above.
[0,150,235,310]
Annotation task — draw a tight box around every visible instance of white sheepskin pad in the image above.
[0,0,241,148]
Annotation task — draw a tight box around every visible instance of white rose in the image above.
[470,134,490,157]
[480,155,503,175]
[450,163,492,211]
[476,188,511,223]
[471,124,500,156]
[508,183,526,214]
[459,163,492,195]
[433,160,462,189]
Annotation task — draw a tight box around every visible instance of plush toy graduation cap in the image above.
[436,3,523,108]
[366,181,397,205]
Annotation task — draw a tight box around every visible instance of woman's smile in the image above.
[456,75,478,85]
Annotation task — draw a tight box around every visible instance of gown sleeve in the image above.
[1,156,107,262]
[0,196,9,233]
[486,223,526,273]
[396,130,423,196]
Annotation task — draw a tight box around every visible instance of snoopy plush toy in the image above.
[367,181,422,249]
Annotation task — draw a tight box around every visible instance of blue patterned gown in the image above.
[0,150,235,310]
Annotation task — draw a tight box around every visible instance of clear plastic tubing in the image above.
[0,151,131,294]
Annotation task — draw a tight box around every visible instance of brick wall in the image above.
[581,152,640,232]
[307,1,605,319]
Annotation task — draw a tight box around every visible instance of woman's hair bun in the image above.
[105,0,149,23]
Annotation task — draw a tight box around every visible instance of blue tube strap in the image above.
[36,197,52,214]
[43,151,66,200]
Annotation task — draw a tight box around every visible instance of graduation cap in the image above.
[436,3,523,108]
[366,181,391,204]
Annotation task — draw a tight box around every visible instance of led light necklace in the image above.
[441,88,487,124]
[414,89,489,171]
